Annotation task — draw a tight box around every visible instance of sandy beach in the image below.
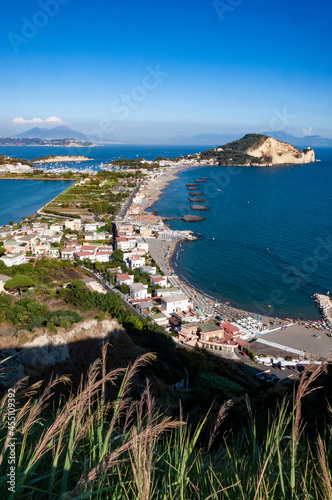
[34,156,92,163]
[141,165,332,360]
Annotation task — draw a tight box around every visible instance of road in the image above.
[81,266,145,318]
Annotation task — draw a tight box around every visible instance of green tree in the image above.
[4,275,34,297]
[113,249,123,262]
[119,284,130,295]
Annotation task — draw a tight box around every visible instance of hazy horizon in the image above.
[1,0,331,142]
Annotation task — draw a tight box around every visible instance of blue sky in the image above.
[1,0,331,141]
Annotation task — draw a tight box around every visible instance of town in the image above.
[1,162,332,383]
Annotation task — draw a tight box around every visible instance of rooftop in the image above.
[161,293,188,303]
[223,322,241,333]
[117,273,131,280]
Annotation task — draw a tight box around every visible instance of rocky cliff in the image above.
[194,133,316,167]
[0,319,134,387]
[246,136,315,165]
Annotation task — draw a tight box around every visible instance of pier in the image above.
[313,293,332,329]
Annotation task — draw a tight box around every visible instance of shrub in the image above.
[46,322,57,334]
[60,319,71,330]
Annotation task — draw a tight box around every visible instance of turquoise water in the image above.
[1,144,213,170]
[0,145,211,226]
[149,148,332,320]
[2,144,331,319]
[0,180,74,226]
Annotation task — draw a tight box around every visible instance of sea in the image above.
[0,144,201,226]
[0,180,74,226]
[148,147,332,320]
[1,144,332,320]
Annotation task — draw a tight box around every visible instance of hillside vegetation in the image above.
[1,349,332,499]
[0,155,34,167]
[184,133,314,166]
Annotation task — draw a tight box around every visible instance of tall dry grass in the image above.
[0,349,331,499]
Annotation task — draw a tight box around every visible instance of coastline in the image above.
[141,165,332,359]
[0,178,75,226]
[33,156,93,163]
[142,165,265,318]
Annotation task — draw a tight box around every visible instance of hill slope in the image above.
[16,126,91,141]
[197,133,315,166]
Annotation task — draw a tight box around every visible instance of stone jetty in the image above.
[186,183,198,186]
[188,198,206,202]
[313,293,332,328]
[190,205,210,211]
[189,191,204,196]
[182,215,206,222]
[188,187,199,191]
[194,180,207,183]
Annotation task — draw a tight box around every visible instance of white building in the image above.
[61,247,77,260]
[48,247,60,258]
[160,293,190,314]
[116,273,134,286]
[115,237,137,252]
[65,219,82,231]
[84,223,98,233]
[0,253,26,267]
[129,283,150,300]
[141,265,157,275]
[128,254,145,269]
[150,274,168,288]
[74,250,95,262]
[94,251,113,263]
[136,238,149,253]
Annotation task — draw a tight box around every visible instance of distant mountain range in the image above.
[168,131,332,147]
[8,127,332,148]
[260,130,332,148]
[14,126,92,142]
[168,133,242,145]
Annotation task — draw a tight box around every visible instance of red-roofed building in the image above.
[222,322,241,339]
[95,250,113,263]
[128,253,145,269]
[116,273,134,286]
[115,237,137,252]
[74,250,95,262]
[150,274,168,288]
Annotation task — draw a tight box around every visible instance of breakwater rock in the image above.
[190,205,210,211]
[182,215,206,222]
[195,180,207,183]
[186,183,198,186]
[189,191,204,196]
[313,293,332,328]
[188,198,206,202]
[188,186,199,191]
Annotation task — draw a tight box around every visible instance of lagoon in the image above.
[0,179,74,226]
